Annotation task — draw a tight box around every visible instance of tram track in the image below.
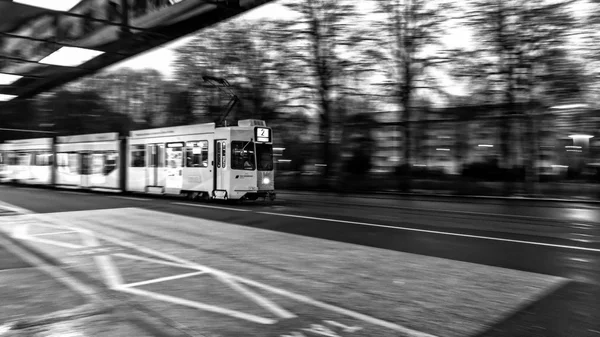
[278,194,599,229]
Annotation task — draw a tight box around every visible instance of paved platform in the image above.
[0,241,86,324]
[0,202,178,337]
[0,207,568,337]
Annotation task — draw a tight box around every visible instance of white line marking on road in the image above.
[121,271,207,289]
[23,236,84,249]
[172,202,251,212]
[116,286,277,325]
[287,195,600,223]
[0,202,33,214]
[59,191,88,196]
[257,212,600,253]
[0,322,14,335]
[12,222,28,239]
[81,232,123,289]
[0,232,98,300]
[116,253,210,270]
[29,230,79,237]
[89,231,437,337]
[216,274,297,319]
[114,196,151,201]
[96,255,123,288]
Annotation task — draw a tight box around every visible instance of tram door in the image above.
[146,144,163,187]
[165,143,184,194]
[80,152,92,187]
[214,140,227,197]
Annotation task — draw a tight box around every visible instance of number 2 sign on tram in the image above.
[256,127,271,143]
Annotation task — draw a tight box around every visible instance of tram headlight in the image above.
[262,177,270,185]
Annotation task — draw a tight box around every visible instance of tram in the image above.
[2,137,53,185]
[0,143,7,181]
[0,119,276,201]
[55,132,122,191]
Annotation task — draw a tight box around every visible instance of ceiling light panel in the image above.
[0,73,23,85]
[13,0,82,12]
[38,47,104,67]
[0,94,18,102]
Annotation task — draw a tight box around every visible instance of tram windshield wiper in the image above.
[241,139,253,155]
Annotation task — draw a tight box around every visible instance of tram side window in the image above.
[92,153,104,175]
[157,145,165,167]
[57,153,69,169]
[104,152,118,175]
[130,145,146,167]
[17,152,31,166]
[7,152,18,165]
[68,153,79,173]
[35,152,53,166]
[185,141,208,167]
[231,141,255,170]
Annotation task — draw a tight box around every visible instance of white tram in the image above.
[127,119,275,200]
[55,132,122,191]
[0,143,7,181]
[2,137,53,185]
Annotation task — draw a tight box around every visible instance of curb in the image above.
[0,219,197,337]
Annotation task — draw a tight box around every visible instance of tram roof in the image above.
[0,0,272,106]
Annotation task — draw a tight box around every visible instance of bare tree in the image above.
[456,0,578,194]
[360,0,454,190]
[272,0,358,185]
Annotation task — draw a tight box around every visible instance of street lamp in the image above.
[569,134,594,148]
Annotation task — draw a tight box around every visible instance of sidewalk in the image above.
[0,231,161,337]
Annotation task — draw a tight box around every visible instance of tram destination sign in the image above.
[255,127,271,143]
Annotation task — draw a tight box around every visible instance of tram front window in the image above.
[256,144,273,171]
[232,141,255,170]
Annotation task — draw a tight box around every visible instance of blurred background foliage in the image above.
[2,0,600,197]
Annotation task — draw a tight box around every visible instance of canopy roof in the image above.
[0,0,271,104]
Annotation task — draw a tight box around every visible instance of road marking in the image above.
[114,196,151,201]
[12,222,29,239]
[287,196,600,223]
[172,202,251,212]
[0,231,98,300]
[83,230,437,337]
[23,236,84,249]
[257,212,600,253]
[29,230,79,237]
[59,191,88,196]
[0,323,13,335]
[216,273,297,319]
[120,271,207,289]
[81,231,123,288]
[116,253,210,269]
[116,286,278,325]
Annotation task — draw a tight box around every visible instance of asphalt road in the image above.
[0,185,599,337]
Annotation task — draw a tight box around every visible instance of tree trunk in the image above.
[320,102,331,189]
